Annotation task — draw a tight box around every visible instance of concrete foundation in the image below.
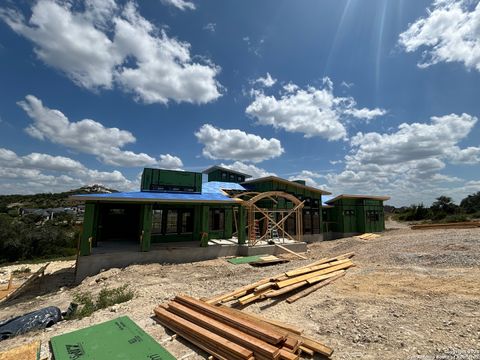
[75,241,308,282]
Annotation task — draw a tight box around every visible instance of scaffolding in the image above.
[233,191,304,246]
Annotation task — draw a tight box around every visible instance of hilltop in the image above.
[0,185,118,212]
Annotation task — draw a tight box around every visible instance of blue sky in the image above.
[0,0,479,206]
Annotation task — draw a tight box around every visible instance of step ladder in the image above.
[267,213,280,242]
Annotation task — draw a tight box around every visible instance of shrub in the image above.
[12,266,31,275]
[68,285,134,319]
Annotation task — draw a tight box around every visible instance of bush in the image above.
[441,214,469,223]
[68,285,134,319]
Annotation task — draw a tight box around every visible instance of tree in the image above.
[430,196,457,220]
[460,192,480,214]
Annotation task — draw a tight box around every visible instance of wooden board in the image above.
[287,271,346,304]
[1,263,49,304]
[0,341,40,360]
[411,221,480,230]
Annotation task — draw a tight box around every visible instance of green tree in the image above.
[460,191,480,214]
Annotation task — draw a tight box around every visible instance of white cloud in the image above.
[195,124,284,163]
[18,95,183,169]
[325,113,480,205]
[219,161,276,179]
[0,148,134,194]
[254,73,277,87]
[245,77,386,140]
[399,0,480,72]
[158,154,184,170]
[203,23,216,32]
[0,0,221,104]
[288,170,327,189]
[160,0,196,11]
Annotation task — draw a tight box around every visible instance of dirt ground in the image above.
[1,220,479,360]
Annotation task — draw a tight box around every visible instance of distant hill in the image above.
[0,185,118,211]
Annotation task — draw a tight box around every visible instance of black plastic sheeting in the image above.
[0,306,62,340]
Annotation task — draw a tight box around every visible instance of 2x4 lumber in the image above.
[174,295,287,345]
[275,244,307,260]
[286,272,346,304]
[218,306,304,335]
[166,301,280,359]
[299,346,314,356]
[306,269,346,285]
[284,258,351,278]
[217,306,332,357]
[238,288,273,306]
[154,307,253,360]
[205,278,272,305]
[279,349,300,360]
[282,252,354,278]
[262,282,308,298]
[276,261,353,289]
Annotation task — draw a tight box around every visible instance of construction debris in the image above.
[274,244,307,260]
[154,295,334,359]
[355,233,381,240]
[411,221,480,230]
[50,316,176,360]
[206,252,355,306]
[0,340,41,360]
[0,263,50,304]
[249,255,289,267]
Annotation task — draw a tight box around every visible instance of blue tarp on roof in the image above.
[71,181,246,203]
[201,181,246,193]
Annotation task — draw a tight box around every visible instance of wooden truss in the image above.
[234,191,304,246]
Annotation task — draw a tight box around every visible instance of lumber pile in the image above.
[355,233,381,240]
[206,252,355,306]
[411,221,480,230]
[154,295,334,359]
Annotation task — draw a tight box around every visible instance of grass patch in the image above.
[68,285,134,319]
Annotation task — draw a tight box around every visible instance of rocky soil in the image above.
[1,220,479,359]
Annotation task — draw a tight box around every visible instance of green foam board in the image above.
[227,254,268,264]
[50,316,176,360]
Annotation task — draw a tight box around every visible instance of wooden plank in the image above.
[274,244,307,260]
[284,258,351,278]
[262,281,308,298]
[154,306,253,360]
[1,263,49,303]
[0,341,40,360]
[286,272,346,304]
[218,306,303,335]
[205,278,273,305]
[299,345,314,356]
[174,295,287,345]
[166,301,280,359]
[278,348,300,360]
[306,269,346,285]
[238,288,274,306]
[276,261,353,289]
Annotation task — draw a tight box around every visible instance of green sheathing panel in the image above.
[207,169,246,183]
[140,204,152,251]
[238,205,246,244]
[50,316,176,360]
[328,198,386,233]
[141,168,202,192]
[80,202,98,256]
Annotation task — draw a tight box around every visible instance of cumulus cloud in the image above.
[245,77,386,140]
[195,124,284,163]
[18,95,183,169]
[254,73,277,87]
[0,0,221,104]
[325,113,480,205]
[399,0,480,72]
[219,161,276,179]
[288,170,328,190]
[0,148,133,194]
[160,0,196,11]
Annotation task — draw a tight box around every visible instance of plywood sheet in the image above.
[0,341,40,360]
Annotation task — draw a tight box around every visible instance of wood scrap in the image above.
[0,263,49,303]
[274,244,307,260]
[355,233,381,240]
[0,341,41,360]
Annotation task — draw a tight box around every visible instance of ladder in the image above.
[268,213,279,241]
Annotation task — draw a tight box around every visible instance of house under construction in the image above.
[71,166,389,280]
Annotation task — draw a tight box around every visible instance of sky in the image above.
[0,0,479,206]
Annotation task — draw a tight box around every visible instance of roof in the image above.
[69,181,246,204]
[325,194,391,204]
[242,176,331,195]
[202,165,252,178]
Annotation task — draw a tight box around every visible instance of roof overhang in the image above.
[325,194,391,204]
[242,176,331,195]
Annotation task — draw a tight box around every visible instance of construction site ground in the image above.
[1,220,479,360]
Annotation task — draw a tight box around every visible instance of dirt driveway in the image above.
[1,221,479,359]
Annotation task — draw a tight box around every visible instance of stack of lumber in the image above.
[206,252,355,306]
[411,221,480,230]
[355,233,381,240]
[154,295,333,359]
